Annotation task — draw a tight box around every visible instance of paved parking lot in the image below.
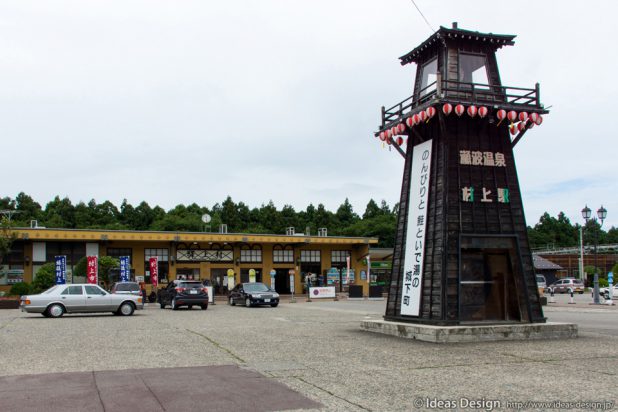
[1,299,617,411]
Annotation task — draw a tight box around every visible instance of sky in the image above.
[1,0,617,229]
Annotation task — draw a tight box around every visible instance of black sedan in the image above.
[158,280,208,310]
[228,282,279,307]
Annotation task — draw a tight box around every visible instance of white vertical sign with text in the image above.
[400,139,432,316]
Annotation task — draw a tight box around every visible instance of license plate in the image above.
[190,290,197,294]
[264,299,270,303]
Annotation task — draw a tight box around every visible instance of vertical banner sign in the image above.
[227,269,235,290]
[55,256,66,285]
[367,255,371,284]
[149,257,158,288]
[87,256,98,284]
[346,255,351,285]
[289,270,295,294]
[401,139,432,316]
[249,268,256,283]
[120,256,130,282]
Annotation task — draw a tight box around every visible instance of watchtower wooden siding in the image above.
[385,113,544,323]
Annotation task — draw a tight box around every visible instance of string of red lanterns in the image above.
[376,104,545,145]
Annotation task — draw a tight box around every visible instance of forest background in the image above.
[2,192,617,250]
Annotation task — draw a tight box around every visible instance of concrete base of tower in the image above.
[360,320,577,343]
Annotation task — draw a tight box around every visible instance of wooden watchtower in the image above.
[377,23,548,325]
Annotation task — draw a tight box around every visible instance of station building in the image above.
[0,228,378,296]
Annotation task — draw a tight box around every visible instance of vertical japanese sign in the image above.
[367,255,371,284]
[346,255,351,285]
[119,256,130,282]
[149,257,158,288]
[55,256,66,285]
[87,256,98,284]
[400,139,432,316]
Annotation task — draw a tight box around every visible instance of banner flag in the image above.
[120,256,130,282]
[87,256,98,284]
[55,256,66,285]
[149,257,158,288]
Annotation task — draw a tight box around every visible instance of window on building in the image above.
[107,248,132,262]
[419,57,438,96]
[300,250,321,263]
[240,245,262,263]
[459,53,489,88]
[331,250,351,264]
[273,245,294,263]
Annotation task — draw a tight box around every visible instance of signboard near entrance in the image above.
[400,139,432,317]
[270,270,276,290]
[249,269,256,283]
[227,269,235,290]
[289,270,295,294]
[309,287,336,299]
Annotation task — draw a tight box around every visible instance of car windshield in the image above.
[179,282,202,289]
[244,283,270,293]
[42,286,60,294]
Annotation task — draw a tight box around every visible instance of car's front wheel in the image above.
[160,302,165,309]
[118,302,135,316]
[201,303,208,310]
[270,303,279,308]
[245,298,252,308]
[47,303,64,318]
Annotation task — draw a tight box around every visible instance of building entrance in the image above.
[274,268,291,293]
[460,237,523,322]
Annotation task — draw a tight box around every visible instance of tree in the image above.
[363,199,381,219]
[0,216,17,265]
[98,256,119,288]
[43,196,76,228]
[32,263,56,293]
[335,198,360,229]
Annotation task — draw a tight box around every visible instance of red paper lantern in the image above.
[379,132,386,141]
[517,121,526,132]
[386,129,392,138]
[426,106,436,120]
[507,111,517,123]
[534,115,543,126]
[529,112,539,124]
[405,117,414,128]
[509,124,517,135]
[396,136,404,146]
[386,136,392,145]
[478,106,488,118]
[497,109,506,121]
[518,112,529,123]
[418,111,427,122]
[396,123,406,134]
[442,103,453,116]
[467,105,478,118]
[412,113,420,125]
[455,104,465,117]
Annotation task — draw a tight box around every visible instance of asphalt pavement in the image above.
[0,297,616,411]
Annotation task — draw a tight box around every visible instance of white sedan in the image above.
[20,284,143,318]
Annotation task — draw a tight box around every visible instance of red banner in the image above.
[149,257,158,287]
[87,256,98,284]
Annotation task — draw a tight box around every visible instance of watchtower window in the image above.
[419,58,437,96]
[459,54,489,87]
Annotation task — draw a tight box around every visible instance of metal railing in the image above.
[381,76,542,128]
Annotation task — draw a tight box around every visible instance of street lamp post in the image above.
[582,205,607,304]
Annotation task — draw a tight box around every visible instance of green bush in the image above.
[32,263,56,293]
[9,282,31,296]
[598,278,609,288]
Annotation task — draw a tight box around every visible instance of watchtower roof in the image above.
[399,25,516,66]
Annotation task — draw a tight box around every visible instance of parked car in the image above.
[547,278,585,294]
[20,284,143,318]
[110,281,144,308]
[598,284,618,300]
[158,280,208,310]
[228,282,279,307]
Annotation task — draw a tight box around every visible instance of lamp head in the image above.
[581,205,591,221]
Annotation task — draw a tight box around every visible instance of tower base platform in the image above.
[360,320,577,343]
